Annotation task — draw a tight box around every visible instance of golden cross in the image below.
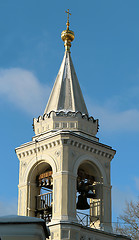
[65,9,71,23]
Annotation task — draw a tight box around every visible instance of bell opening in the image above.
[35,164,53,223]
[76,161,103,229]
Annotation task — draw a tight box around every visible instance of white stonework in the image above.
[48,222,130,240]
[15,48,130,240]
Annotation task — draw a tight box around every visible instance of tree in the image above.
[116,200,139,240]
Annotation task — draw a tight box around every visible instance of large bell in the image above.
[86,190,96,199]
[76,194,90,210]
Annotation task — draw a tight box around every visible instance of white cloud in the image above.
[0,68,51,115]
[0,67,139,133]
[86,76,139,132]
[0,198,17,216]
[89,104,139,132]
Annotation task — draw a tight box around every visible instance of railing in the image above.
[76,212,132,238]
[36,192,53,223]
[36,192,52,210]
[76,211,99,228]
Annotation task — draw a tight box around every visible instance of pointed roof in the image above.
[44,51,88,115]
[44,10,88,115]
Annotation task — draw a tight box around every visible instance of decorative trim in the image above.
[73,154,108,185]
[18,138,114,160]
[33,110,99,134]
[35,110,97,123]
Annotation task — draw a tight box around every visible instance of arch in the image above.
[73,154,108,185]
[23,154,57,184]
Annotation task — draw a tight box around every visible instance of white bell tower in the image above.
[15,10,130,240]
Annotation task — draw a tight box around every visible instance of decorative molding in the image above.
[33,110,99,136]
[18,138,114,161]
[34,110,97,123]
[73,154,108,185]
[55,150,61,157]
[24,156,57,182]
[21,161,27,167]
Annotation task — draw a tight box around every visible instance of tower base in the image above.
[48,221,130,240]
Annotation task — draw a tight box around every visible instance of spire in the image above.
[44,10,88,115]
[44,51,88,115]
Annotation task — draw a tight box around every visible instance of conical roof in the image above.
[44,51,88,115]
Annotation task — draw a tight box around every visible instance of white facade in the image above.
[15,19,130,240]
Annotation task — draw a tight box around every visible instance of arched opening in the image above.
[35,164,53,222]
[76,161,103,229]
[28,161,53,223]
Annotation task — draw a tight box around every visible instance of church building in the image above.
[15,10,130,240]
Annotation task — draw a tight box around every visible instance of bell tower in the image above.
[16,10,118,239]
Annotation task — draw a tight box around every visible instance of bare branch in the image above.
[116,199,139,240]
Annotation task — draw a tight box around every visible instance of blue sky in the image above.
[0,0,139,222]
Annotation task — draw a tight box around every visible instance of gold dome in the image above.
[61,9,74,52]
[61,29,74,42]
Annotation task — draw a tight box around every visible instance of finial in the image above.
[61,9,74,52]
[65,9,71,30]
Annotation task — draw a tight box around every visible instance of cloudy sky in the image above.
[0,0,139,223]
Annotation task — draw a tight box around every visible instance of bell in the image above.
[86,190,96,199]
[42,180,46,186]
[76,194,90,210]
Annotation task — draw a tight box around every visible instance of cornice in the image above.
[16,131,115,161]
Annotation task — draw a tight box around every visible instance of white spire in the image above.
[44,51,88,115]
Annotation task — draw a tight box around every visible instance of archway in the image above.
[27,160,53,223]
[76,160,103,229]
